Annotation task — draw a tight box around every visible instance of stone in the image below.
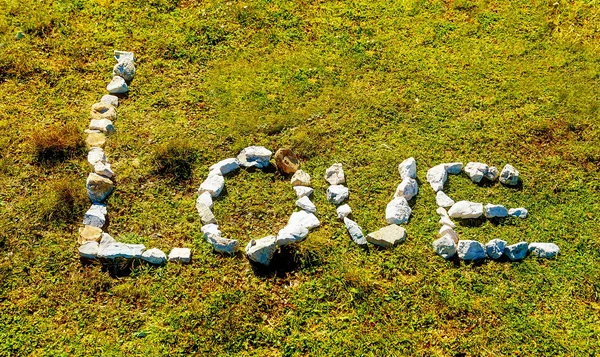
[245,236,277,265]
[528,242,559,259]
[196,203,217,225]
[99,233,116,250]
[201,224,221,239]
[85,132,106,148]
[78,225,103,244]
[274,148,300,174]
[344,217,367,245]
[439,216,456,228]
[89,119,115,134]
[237,146,272,168]
[90,102,117,121]
[79,241,99,259]
[485,166,500,181]
[366,224,407,248]
[296,196,317,213]
[276,224,309,246]
[114,50,135,62]
[398,157,416,180]
[448,201,484,219]
[87,147,107,167]
[113,60,136,81]
[83,204,107,228]
[98,243,146,259]
[327,185,349,205]
[168,248,192,263]
[433,235,457,259]
[336,204,352,220]
[209,158,239,175]
[199,173,225,198]
[196,191,214,210]
[426,165,447,192]
[436,191,455,208]
[394,177,418,201]
[141,248,167,265]
[457,240,487,261]
[290,170,311,187]
[94,162,114,178]
[436,207,449,217]
[499,164,519,186]
[485,239,507,259]
[100,94,119,108]
[288,210,320,230]
[385,197,411,225]
[508,207,528,218]
[107,76,128,94]
[484,204,508,218]
[443,162,463,174]
[438,225,458,243]
[86,173,114,203]
[324,163,345,185]
[207,235,239,254]
[504,242,528,261]
[293,186,313,198]
[464,162,489,183]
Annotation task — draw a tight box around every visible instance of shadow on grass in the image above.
[249,245,324,278]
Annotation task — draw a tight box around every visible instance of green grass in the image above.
[1,0,599,355]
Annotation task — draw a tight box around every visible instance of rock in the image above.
[385,197,411,225]
[508,207,528,218]
[245,236,277,265]
[86,173,114,203]
[499,164,519,186]
[296,196,316,213]
[504,242,528,261]
[485,166,499,181]
[336,204,352,220]
[398,157,416,180]
[290,170,311,187]
[207,235,239,254]
[196,203,217,225]
[141,248,167,265]
[209,158,239,175]
[438,225,458,243]
[426,165,447,192]
[237,146,272,168]
[366,224,406,248]
[114,50,135,62]
[443,162,463,174]
[485,239,506,259]
[274,148,300,174]
[436,191,455,208]
[394,177,418,201]
[86,132,106,148]
[100,94,119,108]
[90,102,117,121]
[293,186,313,198]
[439,216,456,228]
[83,204,107,228]
[484,204,508,218]
[448,201,483,219]
[199,173,225,198]
[168,248,192,263]
[324,163,345,185]
[87,147,107,167]
[98,243,146,259]
[113,60,136,81]
[94,162,114,178]
[528,242,559,259]
[457,240,487,261]
[201,223,221,239]
[464,162,489,183]
[436,207,448,217]
[99,233,116,250]
[276,224,309,246]
[288,210,320,230]
[433,235,457,259]
[196,191,214,210]
[79,241,99,259]
[89,119,115,134]
[344,217,367,245]
[327,185,349,205]
[107,76,128,94]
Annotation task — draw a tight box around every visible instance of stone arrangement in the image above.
[429,162,559,261]
[78,51,190,265]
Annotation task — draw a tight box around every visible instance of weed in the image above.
[30,123,84,164]
[152,139,197,182]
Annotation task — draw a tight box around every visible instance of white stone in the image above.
[94,162,114,178]
[100,94,119,108]
[79,241,99,259]
[296,196,316,213]
[433,235,457,259]
[196,191,214,210]
[293,186,313,198]
[99,233,115,250]
[288,210,320,230]
[201,224,221,238]
[443,162,463,174]
[485,239,506,259]
[237,146,272,168]
[276,224,309,246]
[141,248,167,265]
[98,243,146,259]
[199,173,225,198]
[168,248,192,263]
[206,232,239,254]
[86,173,114,203]
[499,164,519,186]
[394,177,418,201]
[504,242,528,261]
[209,158,239,175]
[484,204,508,218]
[83,204,107,228]
[508,207,528,218]
[291,170,311,187]
[245,236,277,265]
[87,147,107,166]
[439,216,456,228]
[114,50,135,62]
[327,185,349,205]
[485,166,500,181]
[89,119,115,134]
[464,162,489,183]
[398,157,416,179]
[436,191,455,208]
[426,165,447,192]
[385,197,411,225]
[336,204,352,220]
[344,217,367,245]
[438,225,458,243]
[106,76,128,94]
[528,242,559,259]
[196,203,217,225]
[324,163,345,185]
[448,201,484,219]
[113,60,136,81]
[436,207,449,217]
[457,240,487,261]
[366,224,406,248]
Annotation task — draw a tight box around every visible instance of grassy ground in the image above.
[1,0,599,355]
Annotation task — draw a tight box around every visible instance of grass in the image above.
[0,0,599,355]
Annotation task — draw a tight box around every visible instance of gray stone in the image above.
[79,241,99,259]
[291,170,311,187]
[276,224,309,246]
[336,204,352,220]
[464,162,489,183]
[209,158,240,175]
[398,157,417,180]
[288,210,320,230]
[385,197,411,225]
[296,196,316,213]
[485,239,506,259]
[168,248,192,263]
[87,147,107,167]
[508,207,528,218]
[366,224,407,248]
[113,60,136,81]
[89,119,115,134]
[199,173,225,198]
[457,240,487,261]
[448,201,484,219]
[327,185,349,205]
[485,166,500,181]
[344,217,367,245]
[528,242,559,259]
[196,191,214,210]
[245,236,277,265]
[196,202,217,225]
[293,186,313,198]
[86,173,114,203]
[101,94,119,108]
[484,204,508,218]
[90,102,117,121]
[436,191,455,208]
[426,164,447,192]
[394,177,418,201]
[504,242,528,261]
[141,248,167,265]
[106,76,128,94]
[201,223,221,239]
[94,162,114,178]
[499,164,519,186]
[324,163,345,185]
[444,162,463,174]
[433,235,457,259]
[99,233,116,250]
[237,146,272,168]
[207,234,239,254]
[83,204,107,228]
[438,225,458,243]
[98,243,146,259]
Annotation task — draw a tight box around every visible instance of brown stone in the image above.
[78,225,103,244]
[274,148,299,174]
[90,102,117,120]
[86,132,106,148]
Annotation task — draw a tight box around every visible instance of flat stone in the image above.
[433,235,457,259]
[276,224,309,246]
[394,177,418,201]
[141,248,167,265]
[107,76,128,94]
[237,146,272,168]
[464,162,489,183]
[336,204,352,220]
[484,204,508,218]
[89,119,115,134]
[85,132,106,148]
[327,185,349,205]
[499,164,519,186]
[288,210,320,230]
[485,166,500,181]
[199,173,225,198]
[168,248,191,263]
[274,148,300,174]
[90,102,117,121]
[398,157,416,180]
[438,225,458,243]
[296,196,316,213]
[504,242,528,261]
[196,203,217,225]
[98,243,146,259]
[366,224,406,248]
[426,164,447,192]
[196,191,214,210]
[86,173,114,203]
[78,225,103,244]
[94,162,114,178]
[293,186,313,198]
[443,162,463,174]
[209,158,239,175]
[79,241,99,259]
[508,207,528,218]
[207,235,239,254]
[83,204,107,228]
[245,236,277,265]
[448,201,483,219]
[290,170,311,187]
[485,239,507,259]
[457,240,487,261]
[439,216,456,228]
[99,233,116,250]
[113,60,136,81]
[436,191,455,208]
[344,217,367,245]
[385,197,411,225]
[325,163,345,185]
[528,242,559,259]
[100,94,119,108]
